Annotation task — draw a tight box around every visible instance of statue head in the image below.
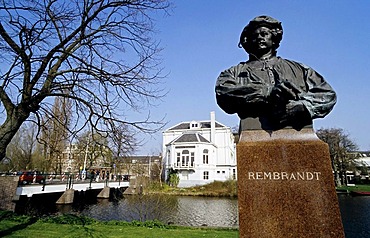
[239,16,283,56]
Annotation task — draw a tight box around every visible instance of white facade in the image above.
[162,112,237,187]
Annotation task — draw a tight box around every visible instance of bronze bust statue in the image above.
[215,16,336,131]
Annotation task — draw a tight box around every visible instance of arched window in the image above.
[182,150,189,167]
[203,149,209,164]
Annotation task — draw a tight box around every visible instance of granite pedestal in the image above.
[237,128,344,238]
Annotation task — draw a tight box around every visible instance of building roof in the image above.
[349,151,370,167]
[356,151,370,157]
[117,155,161,164]
[168,132,210,144]
[167,121,225,131]
[360,158,370,167]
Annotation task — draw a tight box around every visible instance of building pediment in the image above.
[166,121,225,131]
[168,132,210,145]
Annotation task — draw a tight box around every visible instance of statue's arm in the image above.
[297,66,337,119]
[215,66,272,116]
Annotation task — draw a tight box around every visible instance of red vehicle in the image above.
[18,171,45,185]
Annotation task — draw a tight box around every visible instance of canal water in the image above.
[15,192,370,238]
[337,194,370,238]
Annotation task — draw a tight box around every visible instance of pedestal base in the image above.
[237,128,344,238]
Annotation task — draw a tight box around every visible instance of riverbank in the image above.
[147,180,238,197]
[0,211,238,238]
[336,184,370,193]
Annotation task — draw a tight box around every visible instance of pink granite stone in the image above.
[237,128,344,238]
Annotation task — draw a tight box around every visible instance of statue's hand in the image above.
[275,101,307,124]
[269,81,299,104]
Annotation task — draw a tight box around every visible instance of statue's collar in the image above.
[247,55,278,63]
[245,56,280,69]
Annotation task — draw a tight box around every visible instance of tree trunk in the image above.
[335,170,342,187]
[331,158,341,186]
[0,107,30,161]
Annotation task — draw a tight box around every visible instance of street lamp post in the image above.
[82,137,90,180]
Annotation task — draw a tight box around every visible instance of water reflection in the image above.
[171,196,238,227]
[79,195,238,227]
[80,195,179,223]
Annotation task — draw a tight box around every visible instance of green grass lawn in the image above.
[0,213,238,238]
[1,223,238,238]
[337,184,370,192]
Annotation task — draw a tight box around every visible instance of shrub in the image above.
[169,174,179,187]
[0,210,33,223]
[41,214,96,225]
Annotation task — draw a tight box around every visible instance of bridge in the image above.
[0,174,132,210]
[16,180,130,197]
[11,173,132,205]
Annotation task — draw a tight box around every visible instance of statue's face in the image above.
[249,26,274,55]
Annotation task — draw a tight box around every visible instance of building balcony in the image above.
[173,163,195,170]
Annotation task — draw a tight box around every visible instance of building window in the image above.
[175,150,194,168]
[176,152,181,167]
[190,121,199,128]
[182,150,190,167]
[203,171,209,180]
[203,149,209,164]
[233,169,236,180]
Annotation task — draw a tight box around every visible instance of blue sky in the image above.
[134,0,370,155]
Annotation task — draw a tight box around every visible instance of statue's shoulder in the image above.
[279,57,313,71]
[230,61,248,69]
[222,62,249,74]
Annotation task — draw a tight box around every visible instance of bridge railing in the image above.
[0,172,131,188]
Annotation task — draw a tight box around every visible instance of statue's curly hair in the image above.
[239,16,283,54]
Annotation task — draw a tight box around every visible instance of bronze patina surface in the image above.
[215,15,336,130]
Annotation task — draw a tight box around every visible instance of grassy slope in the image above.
[1,223,238,238]
[0,214,238,238]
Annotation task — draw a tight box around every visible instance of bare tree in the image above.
[118,155,134,176]
[6,122,38,171]
[76,131,112,170]
[0,0,169,161]
[150,155,163,186]
[110,123,137,159]
[316,127,359,186]
[39,96,71,172]
[124,194,178,222]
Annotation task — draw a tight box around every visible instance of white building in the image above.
[162,112,237,187]
[348,151,370,182]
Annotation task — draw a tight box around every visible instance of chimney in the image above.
[210,111,216,143]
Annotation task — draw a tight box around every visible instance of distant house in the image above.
[355,151,370,169]
[60,143,111,174]
[117,155,162,180]
[347,151,370,182]
[162,112,236,187]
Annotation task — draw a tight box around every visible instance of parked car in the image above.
[18,171,45,185]
[122,174,130,181]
